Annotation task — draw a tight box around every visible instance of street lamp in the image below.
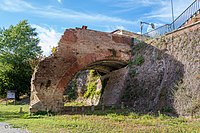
[140,21,155,35]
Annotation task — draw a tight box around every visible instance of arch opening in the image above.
[63,59,128,108]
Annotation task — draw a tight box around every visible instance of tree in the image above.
[0,20,42,99]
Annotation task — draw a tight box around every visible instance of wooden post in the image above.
[72,107,75,112]
[82,106,85,112]
[121,102,124,109]
[102,103,105,111]
[19,106,23,113]
[6,98,7,106]
[46,108,49,116]
[112,104,115,110]
[91,105,94,112]
[14,98,16,105]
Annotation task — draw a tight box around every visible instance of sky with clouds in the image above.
[0,0,194,56]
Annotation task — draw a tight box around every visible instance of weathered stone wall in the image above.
[64,70,89,102]
[155,22,200,116]
[101,67,129,106]
[30,28,132,113]
[124,22,200,116]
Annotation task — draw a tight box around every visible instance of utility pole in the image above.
[171,0,175,30]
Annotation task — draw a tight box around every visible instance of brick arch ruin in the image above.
[30,28,132,113]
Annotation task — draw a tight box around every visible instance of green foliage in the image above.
[84,81,96,98]
[64,101,84,106]
[131,41,145,55]
[51,47,57,54]
[141,114,154,120]
[84,70,100,98]
[128,60,133,67]
[0,20,42,99]
[161,106,174,113]
[133,55,145,66]
[128,42,145,68]
[158,112,171,120]
[65,79,77,101]
[128,55,144,78]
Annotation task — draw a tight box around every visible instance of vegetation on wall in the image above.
[65,79,77,101]
[51,47,57,54]
[133,55,145,66]
[64,70,103,104]
[128,41,145,77]
[84,70,100,98]
[129,41,145,67]
[131,41,145,55]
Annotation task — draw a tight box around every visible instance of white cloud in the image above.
[143,0,194,22]
[57,0,62,4]
[35,8,135,24]
[0,0,135,25]
[0,0,35,12]
[112,0,194,23]
[113,0,159,9]
[105,25,127,32]
[31,24,62,56]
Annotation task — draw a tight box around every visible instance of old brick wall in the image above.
[30,28,132,113]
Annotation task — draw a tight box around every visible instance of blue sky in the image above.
[0,0,194,55]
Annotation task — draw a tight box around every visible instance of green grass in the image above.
[64,101,85,106]
[0,104,200,133]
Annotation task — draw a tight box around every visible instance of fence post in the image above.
[111,104,115,110]
[121,102,124,109]
[102,103,105,111]
[19,105,23,113]
[82,105,85,112]
[72,107,75,112]
[91,105,94,112]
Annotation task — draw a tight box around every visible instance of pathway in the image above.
[0,122,29,133]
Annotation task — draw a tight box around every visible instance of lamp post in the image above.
[140,21,155,35]
[140,21,155,41]
[171,0,175,30]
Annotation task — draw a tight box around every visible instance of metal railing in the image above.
[144,0,200,38]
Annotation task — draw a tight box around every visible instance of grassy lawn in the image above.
[0,103,200,133]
